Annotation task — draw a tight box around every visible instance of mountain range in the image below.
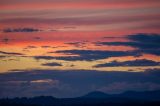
[0,90,160,106]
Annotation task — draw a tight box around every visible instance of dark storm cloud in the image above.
[41,62,62,67]
[52,50,141,61]
[94,59,160,68]
[3,28,41,33]
[0,51,24,55]
[0,69,160,98]
[97,33,160,55]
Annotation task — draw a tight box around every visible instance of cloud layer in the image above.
[97,33,160,55]
[0,69,160,98]
[52,50,140,61]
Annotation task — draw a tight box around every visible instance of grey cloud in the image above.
[94,59,160,68]
[52,50,141,61]
[3,28,41,33]
[34,50,141,61]
[97,33,160,55]
[33,56,55,60]
[0,51,24,56]
[42,62,62,67]
[65,42,86,48]
[41,46,52,48]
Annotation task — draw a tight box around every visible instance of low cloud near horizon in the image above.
[0,68,160,98]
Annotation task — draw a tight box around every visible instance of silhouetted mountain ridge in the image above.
[80,91,110,98]
[0,90,160,106]
[79,90,160,100]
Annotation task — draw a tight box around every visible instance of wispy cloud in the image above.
[3,28,41,33]
[41,62,62,67]
[0,51,24,56]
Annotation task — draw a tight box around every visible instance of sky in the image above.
[0,0,160,98]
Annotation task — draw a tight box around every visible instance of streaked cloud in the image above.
[94,59,160,68]
[0,51,24,56]
[0,0,160,98]
[97,33,160,55]
[3,28,41,33]
[52,50,141,61]
[41,62,62,67]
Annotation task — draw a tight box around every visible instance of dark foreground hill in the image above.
[0,90,160,106]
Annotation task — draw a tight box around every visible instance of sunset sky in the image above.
[0,0,160,98]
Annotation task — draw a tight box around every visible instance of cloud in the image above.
[0,55,6,58]
[1,38,10,43]
[65,42,86,48]
[33,56,55,60]
[98,82,160,94]
[63,26,76,29]
[99,33,160,49]
[41,62,62,67]
[0,69,160,98]
[94,59,160,68]
[3,28,41,33]
[142,49,160,56]
[35,50,140,61]
[34,37,41,40]
[30,79,59,84]
[41,46,52,48]
[97,33,160,55]
[52,50,141,61]
[0,51,24,56]
[24,46,37,49]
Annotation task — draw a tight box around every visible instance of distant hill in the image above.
[0,90,160,106]
[80,91,110,98]
[79,90,160,100]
